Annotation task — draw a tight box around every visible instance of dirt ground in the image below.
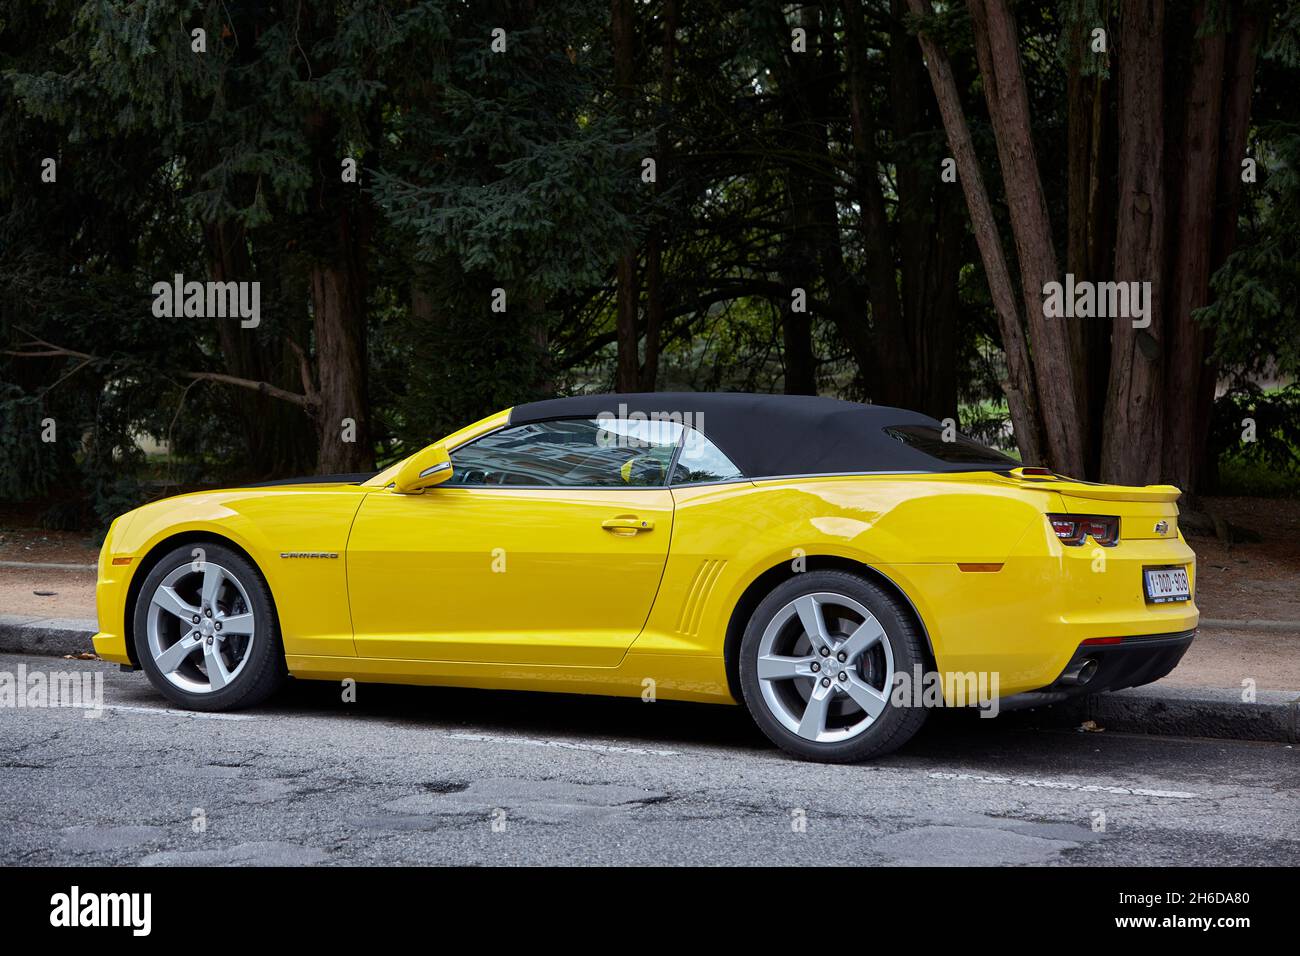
[1188,496,1300,622]
[1161,627,1300,691]
[0,567,97,618]
[0,524,99,618]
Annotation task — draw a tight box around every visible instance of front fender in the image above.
[94,487,368,662]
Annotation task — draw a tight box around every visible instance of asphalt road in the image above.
[1,652,1296,866]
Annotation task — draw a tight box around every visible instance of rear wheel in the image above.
[738,570,927,762]
[132,543,286,711]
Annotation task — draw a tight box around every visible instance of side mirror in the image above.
[392,444,453,494]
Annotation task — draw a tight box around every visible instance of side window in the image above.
[670,428,745,485]
[448,418,682,487]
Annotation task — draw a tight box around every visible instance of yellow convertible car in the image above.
[93,393,1198,761]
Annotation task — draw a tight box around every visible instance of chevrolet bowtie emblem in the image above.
[1153,520,1169,535]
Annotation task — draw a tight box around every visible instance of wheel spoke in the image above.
[200,564,225,609]
[839,615,885,662]
[757,654,816,681]
[843,673,889,720]
[203,642,232,691]
[218,612,254,636]
[794,595,834,652]
[152,586,198,623]
[796,681,835,739]
[155,634,202,673]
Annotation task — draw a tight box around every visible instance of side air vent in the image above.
[676,559,726,637]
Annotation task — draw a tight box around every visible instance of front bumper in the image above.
[91,510,139,665]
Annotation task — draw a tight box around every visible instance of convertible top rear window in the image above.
[883,425,1018,467]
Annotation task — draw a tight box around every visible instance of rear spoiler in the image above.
[1005,468,1183,503]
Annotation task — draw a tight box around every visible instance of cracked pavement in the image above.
[1,652,1296,865]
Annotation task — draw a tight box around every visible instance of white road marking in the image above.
[102,704,256,722]
[448,732,678,757]
[928,770,1198,800]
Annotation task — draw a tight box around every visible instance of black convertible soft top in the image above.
[510,392,1016,479]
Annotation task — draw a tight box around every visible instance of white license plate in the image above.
[1144,567,1191,604]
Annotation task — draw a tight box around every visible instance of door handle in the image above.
[601,516,654,534]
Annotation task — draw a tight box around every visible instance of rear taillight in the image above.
[1046,513,1119,547]
[1049,515,1085,545]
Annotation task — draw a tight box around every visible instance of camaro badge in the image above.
[1153,521,1169,535]
[279,552,338,559]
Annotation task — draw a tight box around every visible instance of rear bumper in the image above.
[883,519,1199,698]
[1044,629,1195,697]
[996,629,1195,710]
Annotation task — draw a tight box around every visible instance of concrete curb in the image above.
[1032,684,1300,744]
[1200,618,1300,632]
[1084,685,1299,744]
[0,560,97,571]
[0,614,98,658]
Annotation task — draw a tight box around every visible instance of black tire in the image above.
[738,570,928,762]
[132,542,286,711]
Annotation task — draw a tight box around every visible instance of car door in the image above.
[346,417,680,667]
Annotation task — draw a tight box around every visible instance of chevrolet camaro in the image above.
[93,393,1198,761]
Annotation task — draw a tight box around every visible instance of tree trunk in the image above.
[1101,0,1166,486]
[1213,9,1261,271]
[1161,0,1225,493]
[781,159,819,395]
[805,4,868,389]
[968,0,1086,476]
[781,291,818,395]
[615,253,640,392]
[905,0,1045,464]
[641,238,662,390]
[611,0,641,392]
[1066,0,1114,476]
[1190,7,1262,495]
[771,3,827,396]
[527,293,553,397]
[889,0,960,421]
[844,0,911,407]
[205,220,315,476]
[640,0,677,391]
[309,200,373,473]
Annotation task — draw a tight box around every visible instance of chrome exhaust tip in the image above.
[1058,657,1099,686]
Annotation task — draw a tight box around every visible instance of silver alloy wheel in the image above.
[756,592,894,743]
[146,561,256,694]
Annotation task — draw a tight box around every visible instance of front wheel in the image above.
[738,570,928,762]
[132,543,286,711]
